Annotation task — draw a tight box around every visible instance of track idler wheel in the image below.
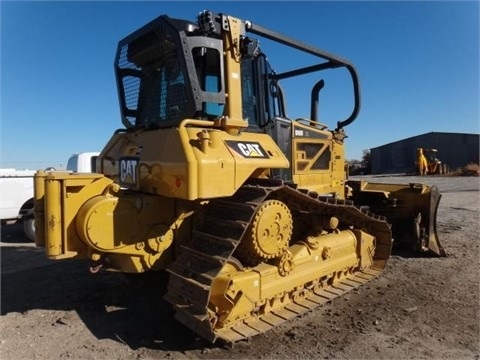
[236,199,293,265]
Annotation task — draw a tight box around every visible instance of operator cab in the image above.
[114,13,288,131]
[115,11,359,132]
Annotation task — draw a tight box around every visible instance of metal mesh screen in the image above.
[116,22,188,127]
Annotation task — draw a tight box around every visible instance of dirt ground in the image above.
[1,175,479,360]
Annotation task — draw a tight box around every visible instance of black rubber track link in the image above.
[164,179,392,345]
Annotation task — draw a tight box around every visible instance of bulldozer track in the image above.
[165,179,392,345]
[213,267,383,343]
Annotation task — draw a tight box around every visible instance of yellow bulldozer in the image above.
[33,11,446,345]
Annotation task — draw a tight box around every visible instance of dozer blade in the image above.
[347,180,446,256]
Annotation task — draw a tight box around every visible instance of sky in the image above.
[1,1,479,169]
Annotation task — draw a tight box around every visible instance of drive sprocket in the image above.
[236,199,293,265]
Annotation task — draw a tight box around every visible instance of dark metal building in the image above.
[370,132,479,174]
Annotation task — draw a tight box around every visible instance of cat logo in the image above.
[225,141,269,159]
[119,157,138,186]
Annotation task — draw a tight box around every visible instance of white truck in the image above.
[0,152,99,241]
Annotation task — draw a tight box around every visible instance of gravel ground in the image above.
[1,174,479,359]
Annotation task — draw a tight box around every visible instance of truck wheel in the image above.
[23,217,36,242]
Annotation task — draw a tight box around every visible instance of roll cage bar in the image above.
[244,20,360,130]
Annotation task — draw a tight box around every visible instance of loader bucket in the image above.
[347,180,446,256]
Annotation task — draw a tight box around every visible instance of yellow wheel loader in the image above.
[33,11,445,345]
[417,147,443,175]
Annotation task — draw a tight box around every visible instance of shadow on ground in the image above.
[1,222,214,352]
[1,254,214,352]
